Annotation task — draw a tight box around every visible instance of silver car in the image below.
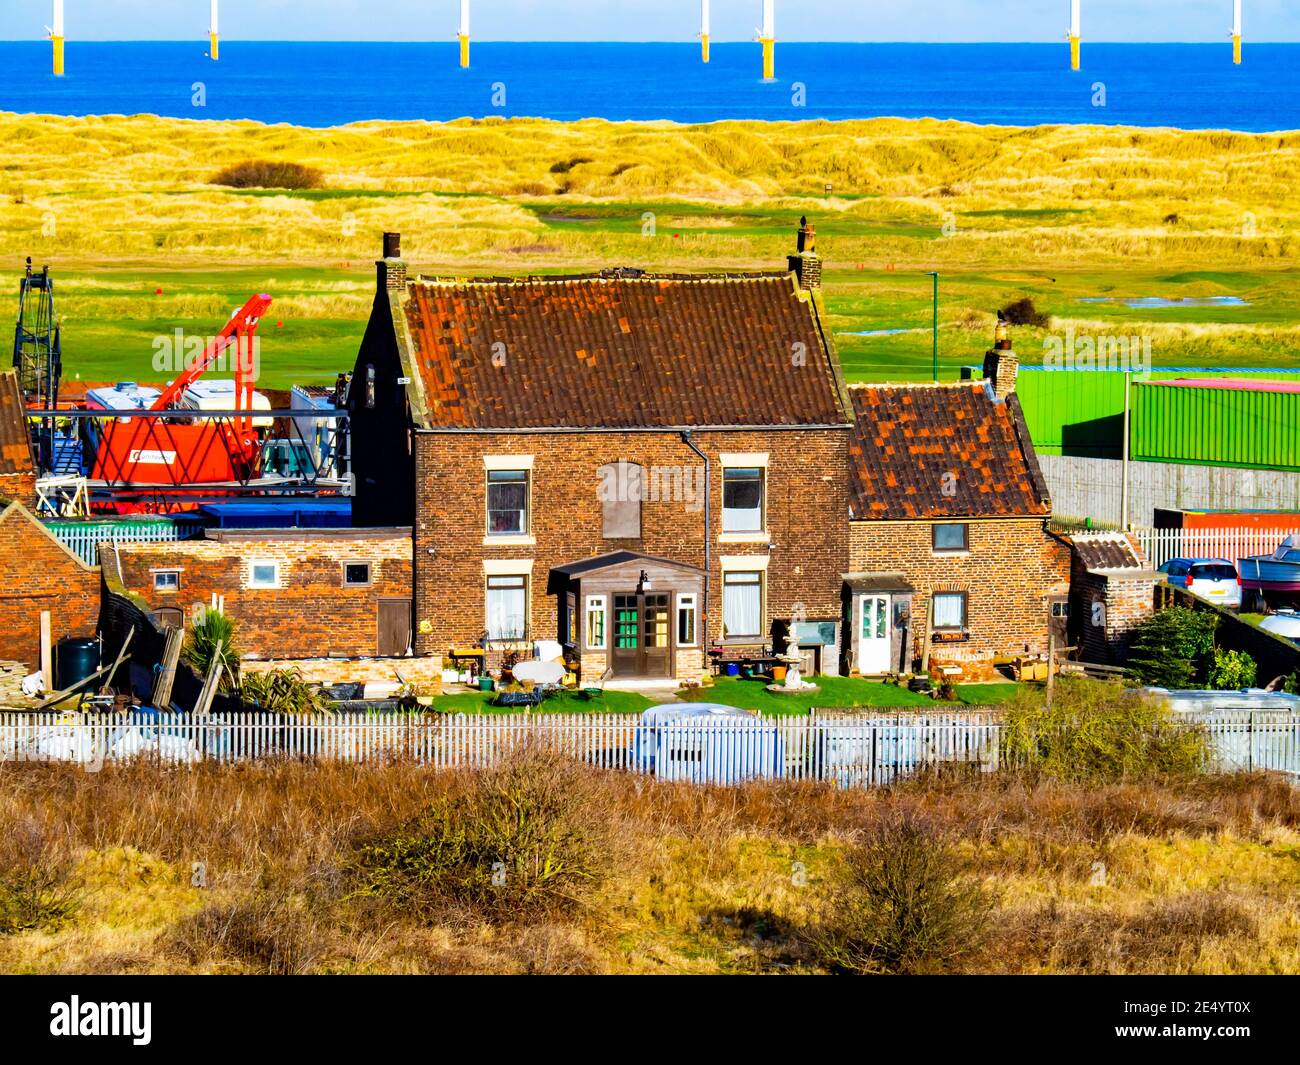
[1156,557,1242,609]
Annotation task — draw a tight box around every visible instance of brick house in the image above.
[349,225,853,684]
[1067,532,1157,663]
[0,371,37,507]
[0,501,100,670]
[843,344,1072,680]
[106,528,413,662]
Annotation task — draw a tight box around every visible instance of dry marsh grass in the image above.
[2,112,1297,271]
[1,755,1298,975]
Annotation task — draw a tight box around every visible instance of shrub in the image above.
[1000,296,1050,328]
[1208,648,1257,691]
[240,668,327,715]
[168,894,328,974]
[548,157,593,174]
[1000,678,1211,784]
[1127,606,1218,689]
[182,608,240,692]
[811,812,990,974]
[0,821,81,936]
[209,160,324,190]
[351,742,612,921]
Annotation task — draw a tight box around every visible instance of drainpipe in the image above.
[681,431,711,637]
[1120,370,1131,529]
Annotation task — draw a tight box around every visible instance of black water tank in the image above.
[55,637,100,692]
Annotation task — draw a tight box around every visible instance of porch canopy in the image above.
[549,552,706,680]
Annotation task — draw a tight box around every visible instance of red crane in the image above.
[90,294,273,512]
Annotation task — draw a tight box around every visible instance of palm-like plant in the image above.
[181,608,240,693]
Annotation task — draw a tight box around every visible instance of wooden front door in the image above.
[377,599,412,656]
[611,592,672,678]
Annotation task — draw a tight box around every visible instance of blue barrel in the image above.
[55,637,100,692]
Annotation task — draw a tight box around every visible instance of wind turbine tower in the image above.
[1069,1,1081,71]
[48,0,64,77]
[210,0,219,61]
[758,0,775,81]
[700,0,710,64]
[459,0,471,68]
[1232,1,1243,65]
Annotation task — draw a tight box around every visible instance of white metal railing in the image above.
[1,709,1295,785]
[1130,527,1300,569]
[44,518,207,566]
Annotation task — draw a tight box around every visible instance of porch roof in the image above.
[844,572,915,594]
[550,550,706,578]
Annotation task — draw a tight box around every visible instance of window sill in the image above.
[483,535,536,547]
[931,550,971,558]
[719,532,770,544]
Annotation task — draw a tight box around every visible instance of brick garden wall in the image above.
[115,534,413,660]
[412,428,851,660]
[0,503,100,669]
[850,516,1072,677]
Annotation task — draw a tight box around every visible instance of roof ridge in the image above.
[848,380,984,390]
[409,270,791,286]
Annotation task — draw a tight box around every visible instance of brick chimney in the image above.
[982,311,1019,401]
[788,216,822,292]
[378,231,407,294]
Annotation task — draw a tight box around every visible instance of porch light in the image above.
[638,570,652,593]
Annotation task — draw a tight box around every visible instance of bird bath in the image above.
[766,635,819,695]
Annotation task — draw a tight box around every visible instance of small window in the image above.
[677,593,697,646]
[585,595,607,650]
[723,468,764,533]
[932,523,969,552]
[932,592,967,631]
[486,575,527,642]
[487,470,529,535]
[1051,601,1071,618]
[343,563,372,587]
[153,570,181,592]
[723,571,763,639]
[249,560,281,589]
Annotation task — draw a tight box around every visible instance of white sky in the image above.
[1,2,1295,43]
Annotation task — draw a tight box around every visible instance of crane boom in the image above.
[150,293,271,415]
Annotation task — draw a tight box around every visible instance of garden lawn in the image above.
[426,688,656,715]
[679,676,1023,717]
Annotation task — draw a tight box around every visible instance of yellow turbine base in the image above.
[460,35,470,68]
[1233,36,1242,65]
[52,36,64,77]
[701,35,710,64]
[1070,36,1080,71]
[210,33,219,61]
[761,38,775,80]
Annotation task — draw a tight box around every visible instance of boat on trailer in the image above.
[1238,536,1300,601]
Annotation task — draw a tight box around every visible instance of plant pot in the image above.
[478,676,495,692]
[772,666,788,682]
[725,663,740,677]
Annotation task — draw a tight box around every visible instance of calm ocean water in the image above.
[0,41,1295,130]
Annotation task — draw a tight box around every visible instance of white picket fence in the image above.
[1130,526,1300,569]
[2,709,1297,786]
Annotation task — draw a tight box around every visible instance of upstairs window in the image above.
[487,470,529,535]
[343,563,372,587]
[932,523,969,553]
[723,467,764,533]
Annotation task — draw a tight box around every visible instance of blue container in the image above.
[725,663,740,677]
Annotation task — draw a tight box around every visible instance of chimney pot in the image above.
[383,232,401,259]
[789,217,821,291]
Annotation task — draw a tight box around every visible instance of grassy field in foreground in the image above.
[3,758,1298,975]
[2,113,1299,386]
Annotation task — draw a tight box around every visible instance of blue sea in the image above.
[0,41,1296,131]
